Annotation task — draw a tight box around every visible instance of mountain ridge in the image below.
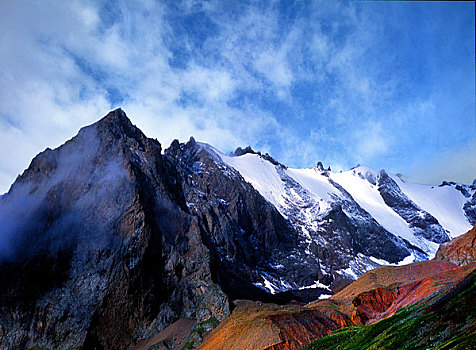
[0,109,475,349]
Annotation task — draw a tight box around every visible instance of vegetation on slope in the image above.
[301,271,476,350]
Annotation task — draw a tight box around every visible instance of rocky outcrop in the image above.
[351,287,401,324]
[233,146,257,156]
[435,225,476,266]
[463,192,476,225]
[233,146,284,167]
[336,261,475,325]
[329,260,457,301]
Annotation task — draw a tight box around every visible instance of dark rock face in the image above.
[0,110,228,349]
[164,138,300,303]
[316,161,324,172]
[377,170,449,244]
[463,191,476,225]
[0,110,330,348]
[325,178,414,264]
[233,146,256,156]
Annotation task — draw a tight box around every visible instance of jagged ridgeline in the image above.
[0,109,474,349]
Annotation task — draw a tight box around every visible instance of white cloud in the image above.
[255,50,293,89]
[0,0,472,193]
[353,122,390,161]
[0,0,369,193]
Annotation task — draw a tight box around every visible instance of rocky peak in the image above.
[234,146,257,156]
[91,108,161,153]
[12,109,163,194]
[232,146,285,168]
[94,108,134,134]
[316,161,325,171]
[187,136,197,147]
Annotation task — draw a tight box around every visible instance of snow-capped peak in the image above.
[209,145,474,271]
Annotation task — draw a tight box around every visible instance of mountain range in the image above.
[0,109,474,349]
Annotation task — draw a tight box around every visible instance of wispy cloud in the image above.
[0,0,474,192]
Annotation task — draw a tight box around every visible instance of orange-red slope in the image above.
[199,259,475,349]
[198,300,352,350]
[435,225,476,266]
[351,262,476,324]
[306,259,457,318]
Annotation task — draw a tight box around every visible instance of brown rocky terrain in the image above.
[349,262,476,325]
[198,300,353,350]
[303,269,476,350]
[313,231,476,328]
[307,259,457,318]
[131,318,196,350]
[199,259,475,349]
[329,259,457,300]
[435,225,476,266]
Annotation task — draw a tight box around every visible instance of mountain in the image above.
[0,109,231,349]
[0,109,474,349]
[213,146,475,288]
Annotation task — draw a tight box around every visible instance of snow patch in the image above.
[391,175,473,238]
[340,267,358,280]
[397,253,416,266]
[318,294,332,300]
[369,256,391,266]
[217,151,287,208]
[286,168,340,202]
[263,278,277,294]
[298,280,331,291]
[370,253,416,267]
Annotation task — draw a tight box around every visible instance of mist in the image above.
[0,124,132,265]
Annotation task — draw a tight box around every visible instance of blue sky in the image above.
[0,0,474,193]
